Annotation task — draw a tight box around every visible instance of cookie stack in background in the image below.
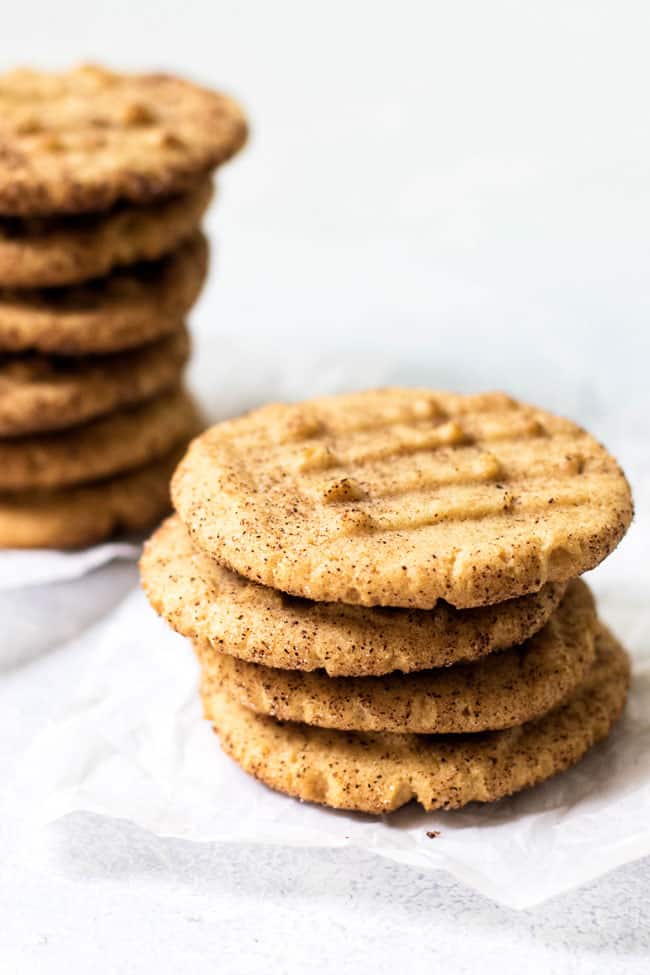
[141,388,634,814]
[0,64,247,549]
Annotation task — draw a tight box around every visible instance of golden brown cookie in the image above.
[0,324,190,437]
[0,447,182,549]
[0,64,246,216]
[0,386,200,491]
[198,580,597,733]
[0,178,212,288]
[173,388,633,609]
[0,232,207,354]
[141,515,567,676]
[202,624,629,813]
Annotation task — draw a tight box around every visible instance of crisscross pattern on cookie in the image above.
[172,388,633,608]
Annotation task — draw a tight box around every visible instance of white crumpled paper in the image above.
[0,539,140,592]
[0,542,141,669]
[12,561,650,909]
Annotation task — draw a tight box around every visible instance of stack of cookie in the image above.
[0,64,246,548]
[141,388,634,814]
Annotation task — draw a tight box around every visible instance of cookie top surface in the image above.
[199,579,597,733]
[0,446,182,549]
[0,232,206,354]
[0,386,200,491]
[203,624,629,813]
[0,65,247,215]
[172,388,634,609]
[0,324,189,437]
[0,178,211,288]
[142,515,566,675]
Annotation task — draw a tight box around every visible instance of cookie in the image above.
[172,388,633,609]
[0,178,212,288]
[0,386,200,491]
[0,64,246,216]
[198,580,596,734]
[202,624,629,813]
[0,232,207,354]
[141,515,566,676]
[0,447,182,549]
[0,324,189,437]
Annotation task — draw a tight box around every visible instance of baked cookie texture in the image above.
[172,388,633,609]
[0,447,182,549]
[0,65,247,215]
[0,324,189,437]
[0,178,212,288]
[197,580,597,734]
[0,63,246,549]
[0,232,207,354]
[141,515,567,675]
[145,384,634,815]
[202,625,630,813]
[0,386,200,491]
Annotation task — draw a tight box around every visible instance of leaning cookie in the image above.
[0,386,201,491]
[141,515,567,675]
[0,447,183,549]
[197,579,597,734]
[202,625,629,813]
[0,324,190,437]
[0,64,247,215]
[0,178,212,288]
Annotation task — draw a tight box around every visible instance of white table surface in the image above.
[3,2,650,968]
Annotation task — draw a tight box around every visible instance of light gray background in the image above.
[2,2,649,971]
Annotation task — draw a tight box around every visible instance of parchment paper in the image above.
[11,565,650,909]
[0,540,140,592]
[7,351,649,909]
